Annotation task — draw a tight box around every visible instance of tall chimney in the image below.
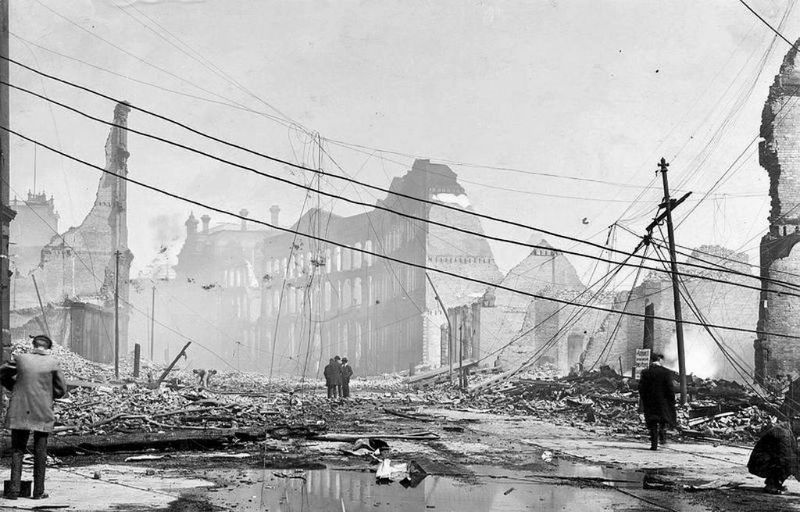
[240,208,249,231]
[200,214,210,234]
[185,212,198,237]
[270,205,280,226]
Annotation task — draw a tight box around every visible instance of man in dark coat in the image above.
[323,358,336,399]
[332,356,343,398]
[748,419,800,494]
[637,352,677,451]
[341,357,353,398]
[0,335,67,500]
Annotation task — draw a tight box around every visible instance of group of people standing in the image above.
[323,356,353,399]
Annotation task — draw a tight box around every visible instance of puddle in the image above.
[198,465,709,512]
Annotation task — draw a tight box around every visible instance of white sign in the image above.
[634,349,651,379]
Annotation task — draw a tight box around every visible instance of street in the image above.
[0,390,794,512]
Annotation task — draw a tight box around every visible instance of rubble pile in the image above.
[9,342,169,383]
[462,367,780,442]
[464,366,640,433]
[52,383,339,436]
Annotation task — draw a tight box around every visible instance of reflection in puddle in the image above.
[206,465,707,512]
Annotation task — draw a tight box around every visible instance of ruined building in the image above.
[260,160,499,375]
[756,40,800,381]
[9,192,59,279]
[10,103,133,363]
[155,160,498,374]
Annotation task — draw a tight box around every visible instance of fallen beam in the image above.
[406,360,477,386]
[311,432,440,442]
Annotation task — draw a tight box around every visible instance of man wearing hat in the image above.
[341,357,353,398]
[637,352,677,451]
[0,335,67,500]
[332,356,343,398]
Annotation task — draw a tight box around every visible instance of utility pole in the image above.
[657,158,688,405]
[114,250,120,379]
[150,285,155,360]
[426,273,453,384]
[0,0,13,365]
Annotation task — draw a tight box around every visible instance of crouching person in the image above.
[748,418,800,495]
[0,335,67,500]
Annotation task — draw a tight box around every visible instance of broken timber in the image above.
[153,342,191,388]
[406,359,477,389]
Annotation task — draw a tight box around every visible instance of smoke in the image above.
[148,213,182,247]
[662,325,722,380]
[144,214,182,279]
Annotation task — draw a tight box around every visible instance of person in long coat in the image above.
[0,335,67,500]
[637,352,677,451]
[341,357,353,398]
[323,358,336,399]
[332,356,343,398]
[747,420,800,494]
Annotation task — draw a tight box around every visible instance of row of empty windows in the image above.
[264,269,422,314]
[267,241,376,279]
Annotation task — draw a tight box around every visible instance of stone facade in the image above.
[756,39,800,381]
[579,246,757,381]
[9,191,59,277]
[260,160,496,376]
[152,160,496,374]
[9,103,133,362]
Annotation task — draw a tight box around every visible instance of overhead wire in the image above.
[0,175,239,372]
[9,128,799,346]
[3,55,781,284]
[10,78,800,301]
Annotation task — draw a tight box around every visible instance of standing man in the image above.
[333,356,343,398]
[0,335,67,500]
[341,357,353,398]
[323,358,336,399]
[637,352,677,451]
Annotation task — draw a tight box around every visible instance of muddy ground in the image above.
[0,392,797,511]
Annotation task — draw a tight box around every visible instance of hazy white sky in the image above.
[7,0,795,281]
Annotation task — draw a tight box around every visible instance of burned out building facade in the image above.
[756,38,800,382]
[155,160,498,374]
[259,160,499,375]
[9,103,133,364]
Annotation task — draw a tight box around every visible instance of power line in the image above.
[9,78,797,298]
[30,0,281,123]
[1,176,238,372]
[113,1,303,130]
[739,0,800,51]
[8,33,296,129]
[9,127,799,341]
[0,54,755,277]
[326,138,678,191]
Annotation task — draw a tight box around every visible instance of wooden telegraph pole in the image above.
[150,285,155,359]
[0,0,12,365]
[657,158,688,405]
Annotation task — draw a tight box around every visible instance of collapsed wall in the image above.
[10,102,133,363]
[756,39,800,381]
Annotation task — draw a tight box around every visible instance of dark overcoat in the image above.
[0,350,67,432]
[323,362,334,387]
[748,423,800,481]
[342,364,353,382]
[638,363,677,426]
[331,361,343,386]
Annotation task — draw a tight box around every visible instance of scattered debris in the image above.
[375,460,427,488]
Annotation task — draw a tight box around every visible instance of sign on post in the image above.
[634,349,651,380]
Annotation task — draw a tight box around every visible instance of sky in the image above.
[7,0,796,283]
